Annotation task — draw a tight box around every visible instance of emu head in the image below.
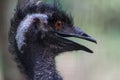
[10,1,96,56]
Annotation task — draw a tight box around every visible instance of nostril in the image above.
[82,33,88,37]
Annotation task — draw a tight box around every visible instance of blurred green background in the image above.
[0,0,120,80]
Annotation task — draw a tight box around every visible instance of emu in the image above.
[9,0,96,80]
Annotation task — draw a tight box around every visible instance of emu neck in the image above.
[33,49,61,80]
[24,44,62,80]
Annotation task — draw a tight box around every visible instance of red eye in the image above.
[55,21,63,30]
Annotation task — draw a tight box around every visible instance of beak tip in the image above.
[89,50,94,53]
[84,47,94,53]
[93,40,97,44]
[88,37,97,44]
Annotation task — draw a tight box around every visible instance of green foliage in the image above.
[72,0,120,35]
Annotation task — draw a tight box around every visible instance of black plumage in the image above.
[9,0,96,80]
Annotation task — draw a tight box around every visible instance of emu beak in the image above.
[70,26,97,43]
[56,26,97,53]
[57,26,97,43]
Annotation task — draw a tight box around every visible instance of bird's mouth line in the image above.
[56,33,95,53]
[54,25,97,53]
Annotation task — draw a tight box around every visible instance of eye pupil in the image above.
[55,21,62,30]
[57,23,61,26]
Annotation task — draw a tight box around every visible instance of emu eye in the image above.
[55,21,63,30]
